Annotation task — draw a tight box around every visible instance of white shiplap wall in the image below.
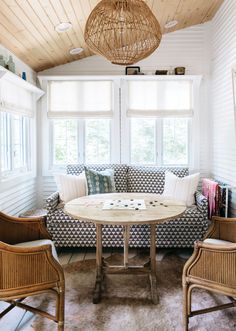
[210,0,236,216]
[0,43,38,216]
[38,24,212,204]
[0,178,37,215]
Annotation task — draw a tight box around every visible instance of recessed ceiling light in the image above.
[165,20,178,29]
[69,48,84,55]
[55,22,72,33]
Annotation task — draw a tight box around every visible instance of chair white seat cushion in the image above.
[204,238,233,245]
[14,239,59,262]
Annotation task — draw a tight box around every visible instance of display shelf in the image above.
[0,65,44,100]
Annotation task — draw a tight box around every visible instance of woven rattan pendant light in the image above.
[84,0,162,65]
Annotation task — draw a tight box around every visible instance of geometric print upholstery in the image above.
[46,165,209,248]
[46,204,208,248]
[67,164,128,193]
[127,166,189,194]
[195,191,208,219]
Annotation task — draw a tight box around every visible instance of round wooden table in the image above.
[65,193,186,304]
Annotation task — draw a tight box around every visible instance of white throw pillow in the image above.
[54,172,87,203]
[163,172,200,207]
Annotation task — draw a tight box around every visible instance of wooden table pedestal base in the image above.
[93,223,158,304]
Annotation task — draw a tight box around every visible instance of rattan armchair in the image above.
[183,216,236,331]
[0,212,65,330]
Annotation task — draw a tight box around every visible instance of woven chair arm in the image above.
[205,216,236,242]
[183,241,236,288]
[0,241,64,294]
[195,191,208,219]
[45,192,60,215]
[0,212,51,244]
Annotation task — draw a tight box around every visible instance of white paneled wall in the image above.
[210,0,236,215]
[0,178,37,215]
[0,43,37,216]
[40,25,210,76]
[39,24,212,204]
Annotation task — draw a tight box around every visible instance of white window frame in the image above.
[49,119,79,167]
[42,77,120,174]
[126,118,191,166]
[40,75,201,175]
[0,112,32,179]
[161,118,191,167]
[49,118,114,168]
[120,76,201,171]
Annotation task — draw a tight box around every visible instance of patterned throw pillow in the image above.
[84,167,116,195]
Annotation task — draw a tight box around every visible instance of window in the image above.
[85,119,111,164]
[46,77,199,170]
[163,118,189,165]
[0,77,35,179]
[0,112,31,176]
[49,80,114,167]
[130,118,155,164]
[52,120,78,165]
[0,112,11,172]
[127,79,192,166]
[51,118,111,166]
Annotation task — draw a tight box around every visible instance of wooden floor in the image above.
[0,247,191,330]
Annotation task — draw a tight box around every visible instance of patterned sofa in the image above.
[46,164,209,248]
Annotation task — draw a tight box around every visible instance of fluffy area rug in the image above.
[21,252,235,331]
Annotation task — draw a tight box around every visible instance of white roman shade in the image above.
[127,80,193,118]
[48,80,113,118]
[0,80,34,117]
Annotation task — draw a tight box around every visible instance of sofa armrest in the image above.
[45,192,60,215]
[195,191,208,219]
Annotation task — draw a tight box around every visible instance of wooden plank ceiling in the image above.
[0,0,224,72]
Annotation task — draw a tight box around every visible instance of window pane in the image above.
[49,81,112,112]
[130,119,155,164]
[12,115,23,169]
[22,118,30,168]
[163,118,188,165]
[53,120,78,165]
[1,113,31,173]
[128,81,192,110]
[85,119,110,164]
[0,112,11,172]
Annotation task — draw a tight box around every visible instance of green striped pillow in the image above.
[84,167,116,195]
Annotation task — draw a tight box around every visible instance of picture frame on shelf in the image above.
[125,66,141,75]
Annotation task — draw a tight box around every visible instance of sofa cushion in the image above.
[127,166,189,194]
[54,172,87,202]
[163,171,200,207]
[67,164,128,192]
